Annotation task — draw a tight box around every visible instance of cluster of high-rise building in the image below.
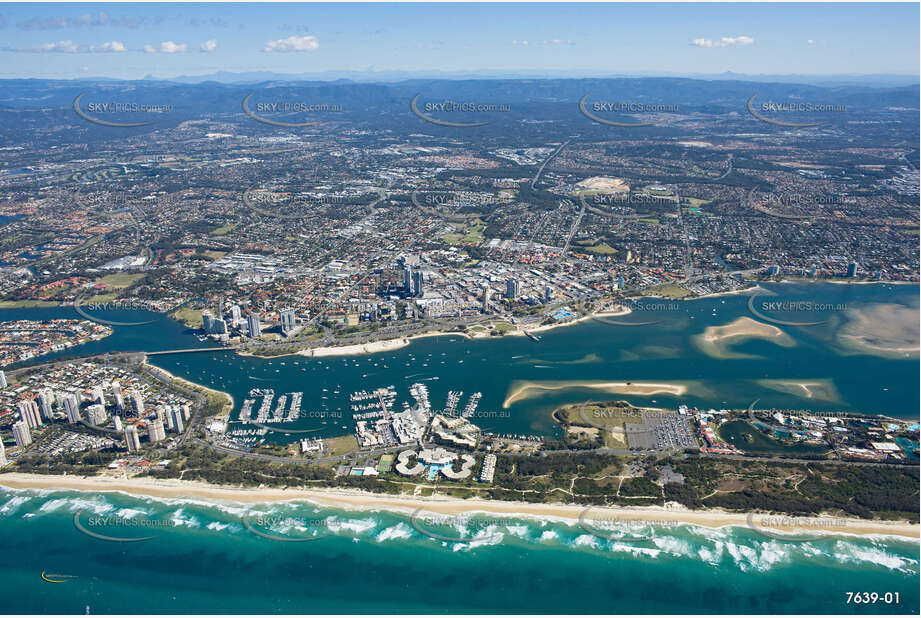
[1,362,193,459]
[123,402,189,451]
[202,302,301,341]
[201,310,229,337]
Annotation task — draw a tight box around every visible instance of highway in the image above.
[530,138,571,190]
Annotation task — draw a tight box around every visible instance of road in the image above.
[557,198,586,263]
[192,436,407,465]
[530,139,571,190]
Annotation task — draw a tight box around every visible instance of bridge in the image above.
[146,346,238,356]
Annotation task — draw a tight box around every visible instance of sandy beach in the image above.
[503,379,688,407]
[1,472,916,539]
[694,316,796,359]
[144,362,234,414]
[700,316,794,344]
[301,337,412,357]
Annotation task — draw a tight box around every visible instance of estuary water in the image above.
[3,282,919,439]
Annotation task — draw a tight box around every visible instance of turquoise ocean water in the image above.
[0,488,917,614]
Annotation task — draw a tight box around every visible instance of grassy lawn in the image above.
[574,239,618,255]
[440,219,486,245]
[86,293,118,303]
[325,434,358,457]
[557,402,642,430]
[251,443,295,457]
[491,320,516,333]
[201,250,228,260]
[90,273,145,290]
[209,224,237,236]
[555,402,645,448]
[170,306,203,328]
[293,328,326,342]
[647,283,694,299]
[0,299,61,308]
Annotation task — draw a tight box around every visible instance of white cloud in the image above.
[263,35,319,53]
[200,38,218,52]
[37,40,79,53]
[143,44,156,53]
[5,38,132,53]
[158,41,187,53]
[543,38,572,46]
[690,35,754,48]
[512,39,529,46]
[90,40,127,53]
[807,39,814,45]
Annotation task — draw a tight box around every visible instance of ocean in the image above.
[0,487,917,614]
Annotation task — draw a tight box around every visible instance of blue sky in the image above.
[0,3,918,79]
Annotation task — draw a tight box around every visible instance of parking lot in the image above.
[626,412,698,451]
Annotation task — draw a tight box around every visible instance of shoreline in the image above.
[283,306,634,358]
[779,278,919,286]
[1,472,917,540]
[143,361,235,415]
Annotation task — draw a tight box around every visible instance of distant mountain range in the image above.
[0,76,915,114]
[153,70,920,89]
